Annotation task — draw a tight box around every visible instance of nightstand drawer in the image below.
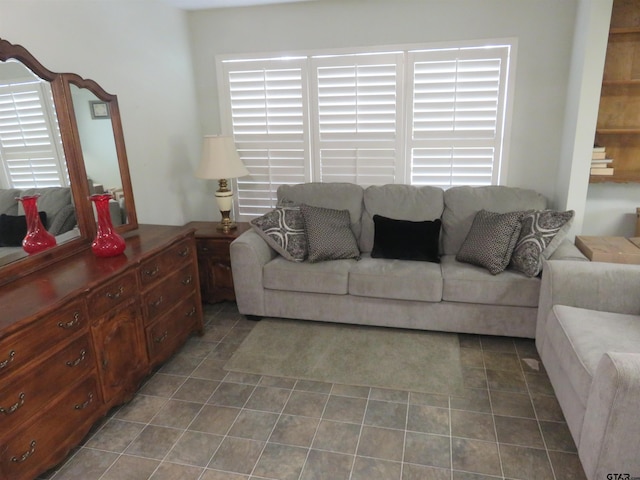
[197,238,231,260]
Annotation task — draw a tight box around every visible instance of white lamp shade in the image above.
[196,135,249,180]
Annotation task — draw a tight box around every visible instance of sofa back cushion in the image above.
[0,189,21,216]
[17,187,73,229]
[277,183,364,239]
[442,186,547,255]
[361,184,444,253]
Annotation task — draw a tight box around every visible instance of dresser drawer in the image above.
[0,334,95,435]
[87,270,138,318]
[146,295,200,367]
[0,376,101,480]
[0,299,87,380]
[142,263,197,325]
[139,237,194,288]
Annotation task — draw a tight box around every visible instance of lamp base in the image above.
[217,210,236,234]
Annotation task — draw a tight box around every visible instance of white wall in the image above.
[0,0,207,225]
[188,0,578,202]
[555,0,612,237]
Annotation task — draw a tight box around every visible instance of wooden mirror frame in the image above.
[0,38,137,283]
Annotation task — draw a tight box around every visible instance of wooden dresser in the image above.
[0,225,204,480]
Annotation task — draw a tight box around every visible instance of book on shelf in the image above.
[593,145,606,152]
[590,167,615,175]
[591,158,614,167]
[592,151,607,160]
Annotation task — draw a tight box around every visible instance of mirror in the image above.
[0,38,137,282]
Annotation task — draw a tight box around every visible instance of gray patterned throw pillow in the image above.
[250,206,307,262]
[300,204,360,263]
[456,209,525,275]
[509,210,574,277]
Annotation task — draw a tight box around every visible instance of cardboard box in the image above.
[575,236,640,265]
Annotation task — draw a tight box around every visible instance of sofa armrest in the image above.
[536,260,640,343]
[579,352,640,480]
[547,238,588,261]
[230,229,278,316]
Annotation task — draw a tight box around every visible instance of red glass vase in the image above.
[16,194,56,254]
[90,194,126,258]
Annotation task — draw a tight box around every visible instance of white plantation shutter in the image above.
[408,46,509,187]
[218,43,512,218]
[311,54,403,184]
[222,59,310,217]
[0,80,67,189]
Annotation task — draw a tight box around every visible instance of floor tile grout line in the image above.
[147,312,246,480]
[285,380,341,480]
[481,336,507,480]
[345,383,372,480]
[245,377,298,479]
[519,342,559,480]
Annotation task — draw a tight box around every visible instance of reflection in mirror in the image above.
[0,59,79,261]
[70,84,127,226]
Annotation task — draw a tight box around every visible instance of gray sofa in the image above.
[230,182,585,338]
[537,260,640,480]
[0,187,76,256]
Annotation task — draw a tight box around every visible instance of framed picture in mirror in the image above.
[90,100,110,119]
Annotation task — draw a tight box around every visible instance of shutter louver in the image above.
[0,81,66,188]
[408,47,509,187]
[224,61,309,217]
[218,44,511,218]
[312,55,403,185]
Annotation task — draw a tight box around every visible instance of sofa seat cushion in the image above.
[545,305,640,407]
[263,256,356,294]
[349,254,443,302]
[440,255,540,307]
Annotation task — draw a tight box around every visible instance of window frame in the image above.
[217,39,517,220]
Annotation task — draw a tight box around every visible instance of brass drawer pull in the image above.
[66,349,87,367]
[178,247,190,257]
[181,275,193,286]
[11,440,36,463]
[150,296,163,308]
[58,312,81,330]
[106,286,124,300]
[74,392,94,410]
[144,265,160,277]
[186,307,196,317]
[0,350,16,370]
[0,392,25,415]
[154,331,169,344]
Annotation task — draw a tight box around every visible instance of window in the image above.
[0,78,68,189]
[218,41,513,219]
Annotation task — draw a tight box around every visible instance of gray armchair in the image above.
[536,259,640,480]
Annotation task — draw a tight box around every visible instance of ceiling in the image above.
[160,0,315,10]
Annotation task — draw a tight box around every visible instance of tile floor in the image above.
[40,302,587,480]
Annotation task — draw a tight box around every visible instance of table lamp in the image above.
[196,135,249,233]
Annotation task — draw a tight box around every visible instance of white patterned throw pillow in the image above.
[250,206,307,262]
[300,204,360,263]
[509,210,574,277]
[456,210,525,275]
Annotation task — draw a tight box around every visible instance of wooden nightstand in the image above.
[186,221,251,304]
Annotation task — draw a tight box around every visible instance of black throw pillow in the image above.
[371,215,441,263]
[0,212,48,247]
